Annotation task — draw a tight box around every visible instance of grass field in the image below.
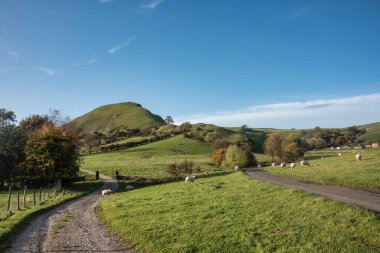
[83,135,216,178]
[98,172,380,253]
[0,180,101,250]
[264,148,380,191]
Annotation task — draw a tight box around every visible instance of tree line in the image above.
[0,108,80,189]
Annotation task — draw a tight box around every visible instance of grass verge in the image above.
[98,172,380,253]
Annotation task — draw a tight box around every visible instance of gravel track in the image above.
[5,169,129,253]
[245,168,380,214]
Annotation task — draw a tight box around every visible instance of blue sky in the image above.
[1,0,379,128]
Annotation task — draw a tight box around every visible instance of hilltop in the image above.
[70,102,165,134]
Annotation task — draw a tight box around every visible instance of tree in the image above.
[211,148,227,166]
[19,114,51,136]
[212,138,230,153]
[165,116,174,125]
[240,125,249,132]
[178,122,192,132]
[82,132,101,153]
[204,131,221,143]
[222,145,249,170]
[0,109,25,187]
[22,125,80,182]
[263,133,283,161]
[282,142,303,162]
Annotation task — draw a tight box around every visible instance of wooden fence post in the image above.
[7,185,12,212]
[39,188,41,203]
[33,190,36,206]
[23,186,27,208]
[17,191,20,211]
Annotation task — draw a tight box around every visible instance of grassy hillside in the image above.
[82,135,215,178]
[98,172,380,253]
[264,148,380,191]
[70,102,165,134]
[358,122,380,144]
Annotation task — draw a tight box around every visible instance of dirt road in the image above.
[6,169,128,253]
[245,168,380,214]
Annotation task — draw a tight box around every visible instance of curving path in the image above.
[245,168,380,214]
[6,169,129,253]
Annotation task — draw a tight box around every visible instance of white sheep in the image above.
[101,189,112,196]
[280,162,286,168]
[204,171,209,175]
[321,156,324,159]
[338,153,342,156]
[290,162,296,170]
[272,162,275,167]
[126,185,134,191]
[235,166,239,171]
[185,175,196,183]
[355,154,362,161]
[257,164,262,168]
[300,160,310,167]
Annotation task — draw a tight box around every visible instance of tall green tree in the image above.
[0,109,25,187]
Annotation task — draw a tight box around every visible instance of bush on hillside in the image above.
[167,160,201,178]
[211,148,227,167]
[222,145,249,170]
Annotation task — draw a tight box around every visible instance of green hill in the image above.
[358,122,380,144]
[70,102,165,134]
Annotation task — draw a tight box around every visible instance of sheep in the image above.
[300,160,310,167]
[257,164,262,168]
[101,189,112,196]
[272,162,276,167]
[126,185,134,191]
[204,171,209,175]
[280,162,286,168]
[185,175,196,183]
[355,154,362,161]
[290,162,296,170]
[321,156,324,159]
[338,153,342,156]
[235,166,239,171]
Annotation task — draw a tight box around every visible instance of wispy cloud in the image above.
[142,0,164,9]
[99,0,113,3]
[7,50,19,59]
[38,67,57,76]
[107,35,136,54]
[175,93,380,129]
[73,58,97,67]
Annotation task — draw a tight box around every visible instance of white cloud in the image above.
[38,67,56,76]
[142,0,164,9]
[107,36,136,54]
[175,93,380,129]
[72,58,97,67]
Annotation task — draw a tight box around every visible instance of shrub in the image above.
[222,145,249,170]
[211,148,227,167]
[167,160,200,178]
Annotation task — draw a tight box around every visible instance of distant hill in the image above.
[70,102,165,134]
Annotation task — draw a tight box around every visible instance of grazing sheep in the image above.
[355,154,362,161]
[185,175,196,183]
[235,166,239,171]
[280,162,286,168]
[321,156,324,159]
[272,162,276,167]
[257,164,262,168]
[204,171,209,175]
[290,162,296,170]
[126,185,134,191]
[338,153,342,156]
[300,160,310,167]
[101,189,112,196]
